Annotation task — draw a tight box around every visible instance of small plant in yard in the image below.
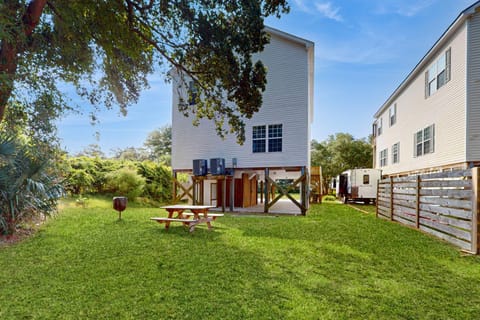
[323,195,337,202]
[104,167,145,201]
[0,134,63,235]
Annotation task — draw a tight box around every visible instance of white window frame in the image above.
[389,104,397,127]
[252,125,266,153]
[252,124,283,153]
[377,117,383,136]
[414,124,435,157]
[425,48,451,98]
[380,148,388,167]
[392,142,400,164]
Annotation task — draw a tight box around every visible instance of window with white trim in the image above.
[377,117,383,136]
[268,124,283,152]
[392,142,400,164]
[389,104,397,126]
[252,124,283,153]
[380,148,388,167]
[425,48,451,97]
[252,126,266,153]
[414,124,435,157]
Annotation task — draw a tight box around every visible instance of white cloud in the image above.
[292,0,343,22]
[315,2,343,22]
[374,0,436,17]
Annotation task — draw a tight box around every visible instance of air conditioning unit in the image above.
[210,158,225,175]
[192,159,208,176]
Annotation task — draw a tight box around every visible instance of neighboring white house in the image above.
[171,26,314,213]
[373,1,480,176]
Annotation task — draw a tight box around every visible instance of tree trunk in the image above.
[0,0,48,122]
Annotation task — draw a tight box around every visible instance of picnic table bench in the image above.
[151,204,223,232]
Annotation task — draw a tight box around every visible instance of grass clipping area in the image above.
[1,199,480,319]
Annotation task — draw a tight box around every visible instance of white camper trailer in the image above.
[336,169,382,204]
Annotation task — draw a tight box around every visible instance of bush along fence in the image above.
[376,168,480,254]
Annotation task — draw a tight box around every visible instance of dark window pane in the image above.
[363,175,370,184]
[268,138,282,152]
[253,126,266,139]
[253,140,266,153]
[268,124,282,138]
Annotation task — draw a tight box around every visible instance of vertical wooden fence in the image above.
[377,168,480,254]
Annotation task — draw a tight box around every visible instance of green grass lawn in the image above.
[1,199,480,319]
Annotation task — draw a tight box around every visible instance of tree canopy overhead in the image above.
[0,0,289,143]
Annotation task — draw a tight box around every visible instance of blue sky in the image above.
[57,0,476,156]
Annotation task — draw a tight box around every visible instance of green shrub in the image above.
[104,168,145,201]
[136,161,172,202]
[323,195,337,202]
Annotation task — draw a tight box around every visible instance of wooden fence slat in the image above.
[420,218,471,242]
[472,167,480,254]
[420,197,472,210]
[376,168,478,253]
[420,180,472,188]
[393,214,417,228]
[419,204,472,220]
[393,199,416,210]
[420,211,472,230]
[393,207,417,223]
[419,225,471,251]
[419,189,472,199]
[418,170,472,179]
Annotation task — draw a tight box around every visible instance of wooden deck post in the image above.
[230,172,235,212]
[260,181,264,204]
[222,176,226,213]
[301,166,307,215]
[472,167,480,254]
[264,168,269,213]
[390,176,394,221]
[192,176,197,205]
[172,170,177,203]
[415,175,421,229]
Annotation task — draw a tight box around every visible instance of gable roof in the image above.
[265,26,314,49]
[374,0,480,119]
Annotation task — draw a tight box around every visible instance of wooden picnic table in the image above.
[151,204,223,232]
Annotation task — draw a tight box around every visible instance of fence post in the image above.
[416,175,420,229]
[376,182,379,218]
[390,176,394,221]
[472,167,480,254]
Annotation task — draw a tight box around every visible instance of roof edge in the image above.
[265,26,314,48]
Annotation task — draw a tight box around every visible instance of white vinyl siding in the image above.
[373,22,467,175]
[172,31,312,170]
[467,13,480,160]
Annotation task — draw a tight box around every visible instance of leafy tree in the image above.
[112,146,149,161]
[75,144,106,159]
[144,125,171,162]
[311,133,372,193]
[0,0,289,144]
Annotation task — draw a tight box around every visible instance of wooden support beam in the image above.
[472,167,480,254]
[264,168,269,213]
[390,176,394,221]
[416,175,420,229]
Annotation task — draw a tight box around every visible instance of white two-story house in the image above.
[171,27,314,213]
[373,1,480,176]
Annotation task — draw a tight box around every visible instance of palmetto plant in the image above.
[0,134,63,235]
